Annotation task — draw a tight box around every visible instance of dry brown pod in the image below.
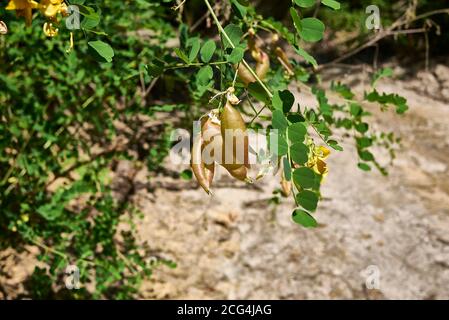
[227,164,249,182]
[191,131,213,194]
[220,100,249,170]
[201,113,222,166]
[280,173,292,197]
[255,50,270,80]
[236,49,270,85]
[274,47,294,76]
[236,63,257,86]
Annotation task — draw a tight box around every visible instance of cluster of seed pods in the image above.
[191,97,250,194]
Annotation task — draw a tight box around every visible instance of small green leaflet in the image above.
[270,131,288,156]
[371,67,393,87]
[322,0,341,10]
[290,143,309,165]
[272,110,289,132]
[290,7,302,37]
[365,90,409,114]
[272,89,295,113]
[283,157,292,181]
[293,167,318,190]
[296,190,319,212]
[294,46,318,68]
[299,18,325,42]
[88,41,114,63]
[196,66,213,86]
[222,24,243,49]
[200,40,216,63]
[294,0,315,8]
[230,0,247,18]
[174,48,189,64]
[227,46,244,64]
[358,163,371,171]
[288,122,307,143]
[187,37,201,62]
[292,209,318,228]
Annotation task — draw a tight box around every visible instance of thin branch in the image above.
[203,0,273,98]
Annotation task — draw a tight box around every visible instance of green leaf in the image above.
[355,122,369,133]
[288,122,307,143]
[356,137,372,149]
[277,135,289,156]
[358,163,371,171]
[200,40,216,63]
[227,46,244,64]
[196,65,214,86]
[272,90,295,113]
[272,110,289,132]
[174,48,189,64]
[147,61,165,77]
[365,90,409,114]
[322,0,341,10]
[290,8,302,36]
[88,41,114,63]
[371,67,393,87]
[292,209,318,228]
[294,46,318,68]
[283,157,292,181]
[80,6,100,29]
[332,82,354,99]
[222,24,243,49]
[299,18,325,42]
[248,82,270,104]
[293,167,316,189]
[327,140,343,151]
[187,37,201,62]
[296,190,319,212]
[294,0,315,8]
[350,103,362,117]
[358,150,374,162]
[270,132,288,156]
[291,142,309,165]
[230,0,247,18]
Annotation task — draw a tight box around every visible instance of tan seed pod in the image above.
[280,174,292,197]
[191,132,212,195]
[220,100,249,171]
[0,21,8,35]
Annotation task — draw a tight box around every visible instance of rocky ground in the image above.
[132,61,449,299]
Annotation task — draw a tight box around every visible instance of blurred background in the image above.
[1,0,448,299]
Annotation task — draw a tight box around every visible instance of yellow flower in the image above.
[39,0,68,18]
[20,214,29,223]
[43,22,58,37]
[307,146,330,177]
[6,0,39,26]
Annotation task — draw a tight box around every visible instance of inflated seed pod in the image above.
[191,132,212,194]
[255,50,270,80]
[275,47,294,75]
[227,164,249,182]
[280,173,292,197]
[220,100,249,171]
[201,115,222,166]
[204,161,215,189]
[237,63,257,86]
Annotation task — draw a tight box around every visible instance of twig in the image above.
[203,0,273,99]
